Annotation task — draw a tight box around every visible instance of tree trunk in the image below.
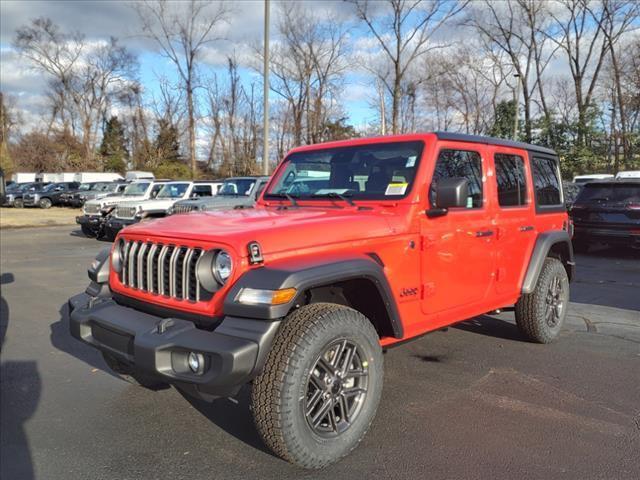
[187,79,196,177]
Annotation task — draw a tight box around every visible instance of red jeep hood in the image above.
[122,206,399,255]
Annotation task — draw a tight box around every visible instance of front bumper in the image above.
[105,217,138,237]
[68,292,280,399]
[76,214,104,233]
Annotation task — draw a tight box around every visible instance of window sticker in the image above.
[466,196,474,208]
[314,188,350,194]
[405,156,417,168]
[385,182,408,195]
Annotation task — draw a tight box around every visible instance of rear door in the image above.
[420,144,496,316]
[490,147,537,296]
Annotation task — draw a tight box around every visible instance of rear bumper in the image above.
[68,292,280,399]
[573,225,640,246]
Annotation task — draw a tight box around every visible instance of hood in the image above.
[88,194,145,207]
[123,206,402,256]
[176,195,254,211]
[133,198,180,211]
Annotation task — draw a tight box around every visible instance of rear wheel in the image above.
[515,258,569,343]
[39,197,52,209]
[251,303,383,469]
[14,198,24,208]
[101,352,168,390]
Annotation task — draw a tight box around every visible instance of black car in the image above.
[59,182,97,206]
[570,180,640,251]
[23,182,81,208]
[4,182,50,208]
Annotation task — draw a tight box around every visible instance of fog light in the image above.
[188,352,204,374]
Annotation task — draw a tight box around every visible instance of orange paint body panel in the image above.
[109,132,569,347]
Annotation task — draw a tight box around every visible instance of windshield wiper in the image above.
[312,191,356,206]
[269,192,299,207]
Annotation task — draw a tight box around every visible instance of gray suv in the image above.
[169,176,270,215]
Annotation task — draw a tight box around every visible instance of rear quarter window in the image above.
[531,156,563,208]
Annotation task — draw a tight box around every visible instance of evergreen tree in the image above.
[489,100,517,140]
[99,116,128,173]
[153,118,189,178]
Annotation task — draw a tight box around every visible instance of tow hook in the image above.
[156,318,175,334]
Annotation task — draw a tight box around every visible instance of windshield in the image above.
[123,182,150,196]
[218,179,256,196]
[157,183,190,198]
[265,141,424,200]
[575,183,640,204]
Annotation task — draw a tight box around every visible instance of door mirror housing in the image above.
[426,177,469,218]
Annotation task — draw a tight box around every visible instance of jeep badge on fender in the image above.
[68,132,573,469]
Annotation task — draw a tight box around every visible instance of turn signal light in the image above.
[236,287,297,305]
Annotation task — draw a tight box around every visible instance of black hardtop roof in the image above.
[435,132,556,156]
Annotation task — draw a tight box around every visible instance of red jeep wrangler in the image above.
[68,132,574,468]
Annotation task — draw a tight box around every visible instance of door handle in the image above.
[475,230,494,238]
[519,225,534,232]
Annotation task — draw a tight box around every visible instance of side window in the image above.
[150,185,163,198]
[432,149,483,208]
[255,181,267,198]
[192,185,213,197]
[531,156,562,206]
[495,153,527,207]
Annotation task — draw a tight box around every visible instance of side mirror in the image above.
[426,177,469,218]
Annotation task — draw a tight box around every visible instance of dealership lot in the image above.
[1,226,639,480]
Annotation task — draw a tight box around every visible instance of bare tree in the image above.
[354,0,468,134]
[545,0,612,147]
[14,18,84,131]
[264,3,349,146]
[135,0,229,176]
[465,0,555,142]
[591,0,640,168]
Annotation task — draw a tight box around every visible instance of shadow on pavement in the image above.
[49,302,117,376]
[454,315,525,342]
[1,272,40,480]
[177,386,276,459]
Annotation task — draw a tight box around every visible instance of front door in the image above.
[420,146,496,316]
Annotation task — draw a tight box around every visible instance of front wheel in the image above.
[39,197,52,209]
[14,198,24,208]
[251,303,383,469]
[515,257,570,343]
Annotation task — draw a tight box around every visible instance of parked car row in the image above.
[76,176,268,240]
[2,180,129,208]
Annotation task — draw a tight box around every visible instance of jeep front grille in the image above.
[119,241,210,302]
[173,204,198,214]
[84,204,101,215]
[116,205,137,219]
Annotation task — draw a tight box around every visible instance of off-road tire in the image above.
[101,352,168,390]
[515,257,569,343]
[80,225,96,237]
[14,198,24,208]
[251,303,383,469]
[39,197,52,209]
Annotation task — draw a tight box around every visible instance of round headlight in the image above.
[111,238,125,272]
[213,250,233,284]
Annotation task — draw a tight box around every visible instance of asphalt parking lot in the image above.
[1,226,639,480]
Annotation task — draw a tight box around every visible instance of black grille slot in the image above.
[118,240,206,303]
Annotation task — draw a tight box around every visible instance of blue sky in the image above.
[0,0,384,133]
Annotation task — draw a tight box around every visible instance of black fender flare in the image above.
[522,230,574,294]
[223,256,404,338]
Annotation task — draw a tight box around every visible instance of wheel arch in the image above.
[223,257,404,338]
[522,230,574,294]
